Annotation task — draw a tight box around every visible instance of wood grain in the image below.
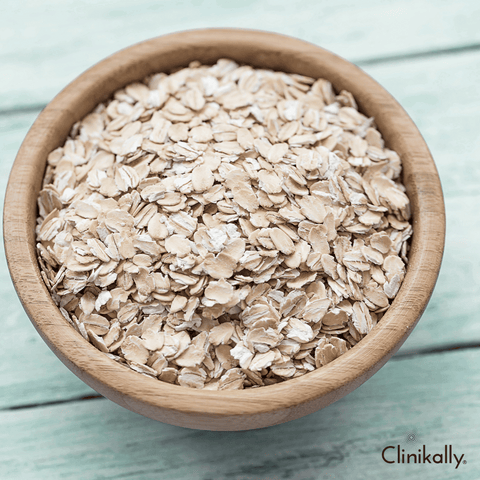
[3,29,445,430]
[1,49,479,410]
[2,349,478,480]
[1,0,479,110]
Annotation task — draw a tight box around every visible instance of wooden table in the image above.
[1,1,479,478]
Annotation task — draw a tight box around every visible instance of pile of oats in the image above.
[36,59,411,390]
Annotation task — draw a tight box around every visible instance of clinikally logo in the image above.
[381,433,467,470]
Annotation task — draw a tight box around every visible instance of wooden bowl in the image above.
[3,28,445,431]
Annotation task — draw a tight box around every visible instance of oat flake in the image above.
[36,59,411,390]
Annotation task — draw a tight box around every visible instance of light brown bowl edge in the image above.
[3,28,445,431]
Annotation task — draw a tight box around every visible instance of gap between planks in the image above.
[357,40,480,65]
[2,342,479,413]
[3,394,104,412]
[2,40,480,118]
[0,104,46,117]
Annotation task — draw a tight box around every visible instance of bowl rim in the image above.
[3,28,445,429]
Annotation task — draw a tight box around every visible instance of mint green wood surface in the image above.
[1,1,480,478]
[2,49,478,409]
[1,0,480,110]
[1,350,479,480]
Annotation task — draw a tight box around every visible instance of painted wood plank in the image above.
[366,49,480,200]
[365,49,480,354]
[0,112,98,407]
[2,0,480,110]
[1,48,480,407]
[1,349,479,479]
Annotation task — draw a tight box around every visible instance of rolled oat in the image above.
[36,59,411,390]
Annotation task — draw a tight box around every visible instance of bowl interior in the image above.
[3,28,445,431]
